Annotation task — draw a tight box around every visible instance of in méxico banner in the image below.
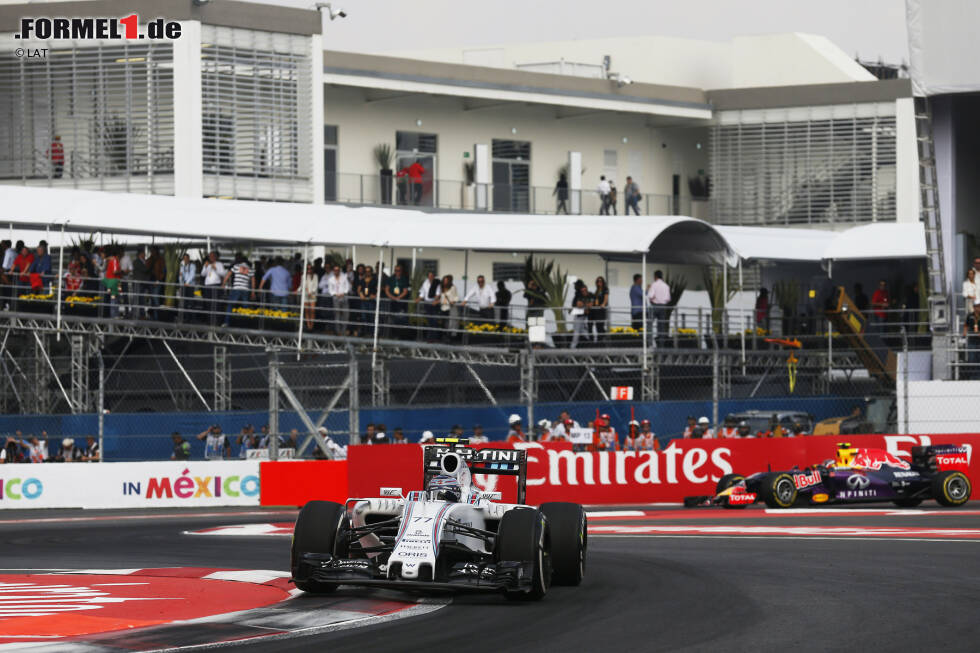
[0,461,260,509]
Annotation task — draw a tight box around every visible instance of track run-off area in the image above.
[2,505,980,651]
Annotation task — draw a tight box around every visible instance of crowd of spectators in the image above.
[1,432,100,463]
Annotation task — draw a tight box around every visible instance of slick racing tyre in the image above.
[495,508,551,600]
[715,474,749,510]
[892,497,923,508]
[762,473,798,509]
[540,502,587,586]
[933,471,972,507]
[291,500,346,593]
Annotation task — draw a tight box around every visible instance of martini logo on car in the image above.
[123,468,259,499]
[0,477,43,501]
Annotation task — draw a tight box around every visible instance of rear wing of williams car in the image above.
[423,438,528,504]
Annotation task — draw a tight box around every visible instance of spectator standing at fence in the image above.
[624,176,641,215]
[81,435,100,462]
[551,411,579,440]
[323,265,350,335]
[629,274,644,331]
[392,428,407,444]
[682,416,697,438]
[597,175,611,215]
[524,278,545,320]
[28,243,51,292]
[53,438,82,462]
[570,282,591,349]
[553,173,569,214]
[638,420,658,451]
[506,415,526,443]
[238,425,258,458]
[130,250,151,318]
[100,247,122,318]
[963,269,977,316]
[462,275,495,325]
[718,415,738,438]
[179,253,197,322]
[755,288,769,330]
[623,421,640,450]
[494,281,512,327]
[384,264,410,338]
[359,266,379,338]
[197,425,230,460]
[442,275,460,340]
[299,263,318,330]
[608,181,618,215]
[695,416,714,439]
[171,432,190,460]
[221,254,255,327]
[736,421,752,438]
[417,271,441,341]
[10,435,48,463]
[590,276,609,341]
[419,430,435,444]
[871,279,890,332]
[200,251,224,325]
[471,424,488,444]
[349,264,365,337]
[258,257,291,309]
[963,302,980,378]
[147,246,165,318]
[648,269,671,347]
[13,244,34,302]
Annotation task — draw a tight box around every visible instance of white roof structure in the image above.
[0,186,924,264]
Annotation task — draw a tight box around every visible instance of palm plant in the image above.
[664,272,688,323]
[523,255,569,333]
[703,265,737,336]
[373,143,393,172]
[163,242,188,308]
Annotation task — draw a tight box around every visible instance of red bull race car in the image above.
[684,443,972,509]
[291,439,587,601]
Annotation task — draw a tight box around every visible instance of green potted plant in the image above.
[462,160,476,210]
[703,266,737,345]
[374,144,394,204]
[522,255,569,344]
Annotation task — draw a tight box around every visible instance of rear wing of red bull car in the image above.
[423,438,528,504]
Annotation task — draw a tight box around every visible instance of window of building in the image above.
[603,149,618,168]
[324,124,338,201]
[492,139,531,212]
[492,262,525,282]
[395,257,438,278]
[395,131,437,207]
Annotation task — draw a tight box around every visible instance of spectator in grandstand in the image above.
[3,437,20,463]
[638,420,658,451]
[597,175,611,215]
[284,428,300,451]
[259,257,291,308]
[963,302,980,376]
[718,415,738,439]
[524,278,545,320]
[53,438,82,462]
[629,273,644,331]
[963,269,977,316]
[870,279,890,332]
[570,282,591,349]
[237,425,257,458]
[470,424,488,444]
[358,266,379,338]
[362,423,376,445]
[300,263,319,330]
[323,265,350,336]
[222,253,256,327]
[417,271,441,341]
[624,176,641,215]
[383,263,410,338]
[397,158,426,205]
[681,415,697,438]
[506,414,526,443]
[737,420,752,438]
[201,251,225,325]
[78,435,99,462]
[12,244,34,305]
[755,288,769,330]
[8,434,47,463]
[197,425,230,460]
[462,274,495,324]
[551,411,579,440]
[28,243,51,292]
[171,432,191,460]
[439,275,459,342]
[419,430,435,444]
[316,427,348,459]
[178,253,197,322]
[607,180,618,215]
[348,264,365,336]
[392,428,407,444]
[590,276,609,341]
[648,269,671,347]
[374,423,389,444]
[259,424,270,446]
[101,249,122,319]
[495,281,512,327]
[553,172,569,215]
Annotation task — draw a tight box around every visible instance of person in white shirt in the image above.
[416,272,441,341]
[963,268,977,317]
[694,416,714,439]
[461,275,495,324]
[597,175,611,215]
[647,269,672,347]
[469,424,489,444]
[201,251,226,326]
[179,253,197,322]
[550,411,580,441]
[320,265,350,335]
[118,250,133,316]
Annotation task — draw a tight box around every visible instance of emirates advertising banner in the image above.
[0,461,260,509]
[347,434,980,505]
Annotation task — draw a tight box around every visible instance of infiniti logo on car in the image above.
[847,475,870,489]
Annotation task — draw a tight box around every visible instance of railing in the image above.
[4,276,931,355]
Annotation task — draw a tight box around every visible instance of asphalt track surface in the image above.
[3,506,980,652]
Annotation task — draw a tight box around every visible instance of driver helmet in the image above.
[427,474,461,503]
[835,443,858,467]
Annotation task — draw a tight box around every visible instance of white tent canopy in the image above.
[0,185,731,264]
[718,223,926,262]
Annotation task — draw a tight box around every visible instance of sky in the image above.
[262,0,910,64]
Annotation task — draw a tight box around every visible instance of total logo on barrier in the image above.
[0,477,43,501]
[122,468,259,499]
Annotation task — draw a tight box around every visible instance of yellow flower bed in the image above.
[462,322,526,334]
[232,306,299,319]
[193,289,202,297]
[18,292,54,300]
[610,326,640,334]
[65,295,97,304]
[744,327,769,336]
[675,328,698,336]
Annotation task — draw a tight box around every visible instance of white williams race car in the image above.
[291,439,587,600]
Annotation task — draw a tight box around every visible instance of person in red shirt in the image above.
[64,261,83,294]
[102,247,122,317]
[595,417,618,452]
[396,159,426,205]
[506,414,526,443]
[48,135,65,178]
[870,279,890,332]
[12,245,34,308]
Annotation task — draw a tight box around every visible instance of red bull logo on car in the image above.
[793,470,822,490]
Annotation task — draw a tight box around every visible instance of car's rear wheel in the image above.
[892,497,923,508]
[495,508,551,600]
[762,473,798,509]
[540,502,587,586]
[291,500,346,593]
[933,471,972,507]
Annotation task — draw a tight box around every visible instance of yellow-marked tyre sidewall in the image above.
[764,473,797,509]
[943,472,971,507]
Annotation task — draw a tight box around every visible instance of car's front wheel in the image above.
[762,473,798,509]
[291,500,346,593]
[495,508,551,600]
[933,471,972,507]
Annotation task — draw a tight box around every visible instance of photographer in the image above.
[197,424,230,460]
